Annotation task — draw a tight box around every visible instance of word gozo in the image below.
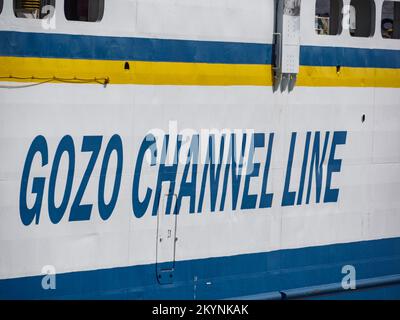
[19,131,347,225]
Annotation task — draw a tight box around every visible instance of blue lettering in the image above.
[231,133,247,211]
[98,135,123,220]
[152,135,182,216]
[69,136,102,222]
[306,131,329,204]
[259,133,274,209]
[48,135,75,224]
[208,135,225,212]
[324,131,347,203]
[282,132,297,206]
[19,136,48,226]
[132,134,157,218]
[297,132,311,205]
[241,133,264,210]
[175,135,199,214]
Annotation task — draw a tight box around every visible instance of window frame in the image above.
[64,0,105,23]
[381,0,400,39]
[349,0,376,38]
[13,0,56,20]
[315,0,344,36]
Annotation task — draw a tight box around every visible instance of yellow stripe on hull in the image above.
[298,66,400,88]
[0,57,272,86]
[1,56,400,88]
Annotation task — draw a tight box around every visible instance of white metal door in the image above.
[156,187,177,284]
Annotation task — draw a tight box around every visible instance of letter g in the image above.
[19,136,48,226]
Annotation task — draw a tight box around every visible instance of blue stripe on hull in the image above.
[300,46,400,69]
[1,237,400,300]
[0,31,271,64]
[1,31,400,68]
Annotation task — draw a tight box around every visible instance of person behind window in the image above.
[14,0,54,19]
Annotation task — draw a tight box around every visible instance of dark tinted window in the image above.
[382,1,400,39]
[0,0,3,15]
[65,0,104,22]
[14,0,55,19]
[349,0,376,37]
[315,0,344,35]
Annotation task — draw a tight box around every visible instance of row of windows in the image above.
[0,0,399,40]
[0,0,104,22]
[316,0,400,39]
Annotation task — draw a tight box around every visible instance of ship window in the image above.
[349,0,376,37]
[382,1,400,39]
[315,0,343,35]
[0,0,3,15]
[64,0,104,22]
[14,0,55,19]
